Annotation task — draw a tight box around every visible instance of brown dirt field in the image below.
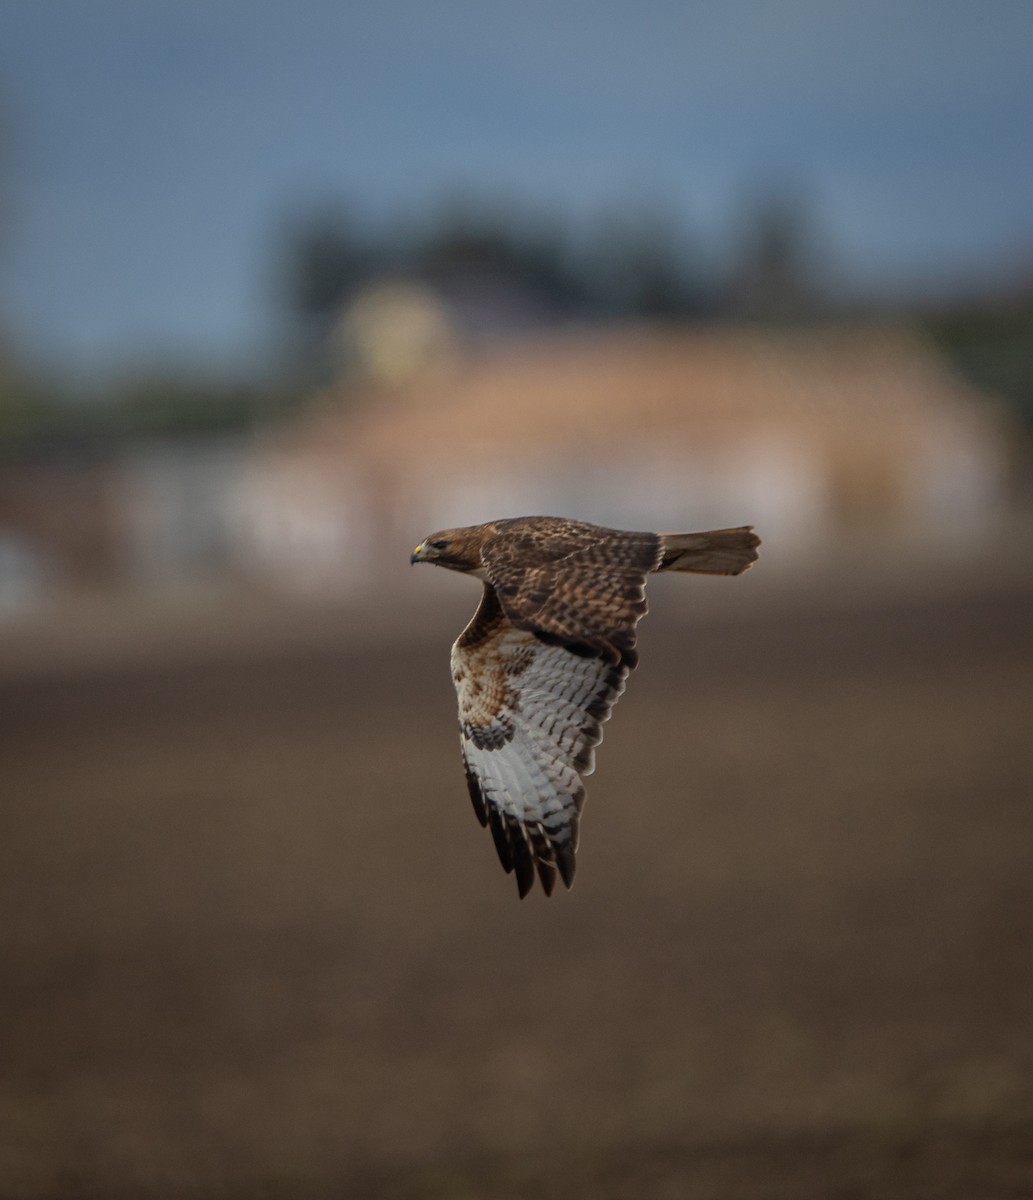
[1,576,1032,1198]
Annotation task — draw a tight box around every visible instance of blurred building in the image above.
[0,459,119,606]
[0,320,1020,609]
[231,323,1020,598]
[0,437,248,607]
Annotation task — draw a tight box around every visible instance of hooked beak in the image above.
[410,541,432,565]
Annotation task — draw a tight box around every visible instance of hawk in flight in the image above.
[411,516,760,897]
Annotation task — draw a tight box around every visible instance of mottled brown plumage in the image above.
[411,516,760,897]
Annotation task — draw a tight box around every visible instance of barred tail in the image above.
[656,526,760,575]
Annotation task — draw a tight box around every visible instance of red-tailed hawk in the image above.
[411,516,760,897]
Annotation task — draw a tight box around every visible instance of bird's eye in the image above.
[428,539,448,551]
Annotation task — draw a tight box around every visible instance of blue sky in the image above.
[3,0,1033,377]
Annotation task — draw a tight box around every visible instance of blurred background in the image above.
[2,3,1032,1196]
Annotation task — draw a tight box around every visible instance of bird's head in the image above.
[410,525,487,574]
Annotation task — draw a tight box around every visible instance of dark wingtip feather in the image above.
[511,828,535,898]
[527,823,558,897]
[464,762,488,827]
[556,844,577,889]
[535,858,557,896]
[488,808,514,873]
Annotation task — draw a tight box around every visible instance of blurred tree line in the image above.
[275,194,820,352]
[1,183,1032,458]
[0,194,821,457]
[279,200,710,329]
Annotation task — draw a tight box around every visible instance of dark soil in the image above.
[2,578,1032,1198]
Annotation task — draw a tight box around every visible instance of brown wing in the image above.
[452,584,629,898]
[479,517,663,668]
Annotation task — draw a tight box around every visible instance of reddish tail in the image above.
[656,526,760,575]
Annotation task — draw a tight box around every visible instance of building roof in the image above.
[282,324,1001,471]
